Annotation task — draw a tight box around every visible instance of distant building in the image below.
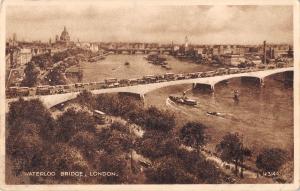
[18,48,32,65]
[212,47,219,55]
[90,43,99,52]
[222,54,244,66]
[60,26,70,42]
[54,26,71,46]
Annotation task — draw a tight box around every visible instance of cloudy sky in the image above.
[6,4,293,44]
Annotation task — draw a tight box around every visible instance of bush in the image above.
[69,131,97,159]
[180,122,209,151]
[21,62,40,87]
[7,98,56,140]
[143,106,175,132]
[256,148,287,173]
[56,108,96,141]
[6,123,44,175]
[145,156,197,184]
[135,130,180,160]
[97,127,134,154]
[96,154,130,184]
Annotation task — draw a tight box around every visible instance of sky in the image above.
[6,4,293,44]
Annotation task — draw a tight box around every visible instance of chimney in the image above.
[263,41,266,64]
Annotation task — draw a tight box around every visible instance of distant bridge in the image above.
[6,67,293,109]
[105,47,173,55]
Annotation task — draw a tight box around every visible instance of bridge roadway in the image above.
[6,67,293,110]
[106,48,172,54]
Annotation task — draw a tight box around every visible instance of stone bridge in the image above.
[6,67,293,109]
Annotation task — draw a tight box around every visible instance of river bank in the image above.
[144,75,293,182]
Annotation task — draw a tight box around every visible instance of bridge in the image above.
[105,48,173,55]
[6,67,293,110]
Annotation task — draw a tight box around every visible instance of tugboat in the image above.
[169,95,197,106]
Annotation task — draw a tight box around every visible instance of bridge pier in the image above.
[193,83,214,93]
[260,78,265,87]
[140,94,145,105]
[283,71,293,86]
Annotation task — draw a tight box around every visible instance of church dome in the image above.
[60,26,70,42]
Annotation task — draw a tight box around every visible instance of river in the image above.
[80,54,293,175]
[80,54,216,82]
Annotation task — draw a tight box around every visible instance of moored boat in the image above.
[169,95,197,106]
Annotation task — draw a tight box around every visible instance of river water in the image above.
[146,77,293,154]
[80,54,215,82]
[81,54,293,160]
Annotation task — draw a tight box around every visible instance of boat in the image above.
[206,111,225,118]
[169,95,197,106]
[206,111,222,116]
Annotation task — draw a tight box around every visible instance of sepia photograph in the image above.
[0,0,299,190]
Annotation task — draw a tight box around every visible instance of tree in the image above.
[21,62,40,87]
[144,156,197,184]
[143,106,175,132]
[175,148,225,183]
[69,131,97,159]
[135,130,180,160]
[47,65,67,85]
[7,98,56,140]
[97,127,134,155]
[31,53,53,70]
[76,90,96,109]
[179,122,209,153]
[6,122,44,175]
[256,148,287,174]
[96,154,130,184]
[46,143,89,182]
[216,133,249,177]
[212,55,223,65]
[56,108,96,141]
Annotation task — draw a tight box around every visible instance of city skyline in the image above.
[6,5,293,44]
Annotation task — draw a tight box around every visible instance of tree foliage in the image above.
[143,106,175,132]
[180,122,209,151]
[256,148,287,173]
[47,65,67,85]
[56,108,96,141]
[7,98,56,139]
[96,154,130,184]
[216,133,250,177]
[31,53,53,70]
[21,62,40,87]
[135,130,180,159]
[69,131,97,159]
[6,122,44,175]
[95,94,175,132]
[97,127,134,154]
[145,156,197,184]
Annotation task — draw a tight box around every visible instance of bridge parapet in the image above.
[6,67,293,109]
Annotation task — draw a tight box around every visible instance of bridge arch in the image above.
[6,67,294,110]
[212,75,262,88]
[260,70,294,80]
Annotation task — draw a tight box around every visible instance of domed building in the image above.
[60,26,70,42]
